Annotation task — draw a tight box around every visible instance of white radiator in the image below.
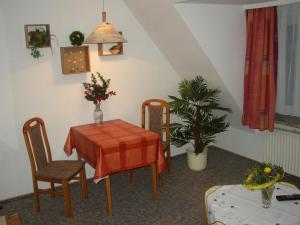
[264,127,300,177]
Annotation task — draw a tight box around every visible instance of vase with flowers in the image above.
[83,72,116,124]
[244,162,284,208]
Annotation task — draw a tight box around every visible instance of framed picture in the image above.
[60,46,91,75]
[24,24,51,48]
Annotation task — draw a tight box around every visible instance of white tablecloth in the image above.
[205,183,300,225]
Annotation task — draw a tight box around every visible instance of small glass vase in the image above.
[261,185,275,208]
[93,103,103,124]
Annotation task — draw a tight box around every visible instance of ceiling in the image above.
[173,0,275,5]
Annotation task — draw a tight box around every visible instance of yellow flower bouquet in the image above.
[244,162,284,190]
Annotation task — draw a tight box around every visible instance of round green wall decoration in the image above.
[69,31,84,46]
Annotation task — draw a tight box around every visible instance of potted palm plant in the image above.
[169,76,231,171]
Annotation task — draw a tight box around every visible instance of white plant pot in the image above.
[186,147,208,171]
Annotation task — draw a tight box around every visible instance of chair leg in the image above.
[167,148,171,173]
[50,182,55,198]
[80,168,88,199]
[151,164,157,201]
[203,213,209,225]
[203,203,209,225]
[128,170,133,184]
[62,180,72,217]
[33,178,40,212]
[158,174,163,187]
[105,176,112,216]
[76,152,81,160]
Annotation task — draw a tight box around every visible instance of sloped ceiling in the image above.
[124,0,242,125]
[173,0,274,4]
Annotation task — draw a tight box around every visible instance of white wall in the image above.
[215,127,264,161]
[0,0,181,200]
[0,1,21,200]
[175,3,246,114]
[125,0,243,128]
[174,3,264,161]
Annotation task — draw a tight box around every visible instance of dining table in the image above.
[204,182,300,225]
[64,119,166,216]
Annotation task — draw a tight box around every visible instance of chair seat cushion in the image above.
[36,160,85,180]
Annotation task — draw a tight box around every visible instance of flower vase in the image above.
[261,185,275,208]
[94,103,103,124]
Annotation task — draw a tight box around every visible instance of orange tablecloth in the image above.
[64,119,166,180]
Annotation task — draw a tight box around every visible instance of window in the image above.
[276,3,300,128]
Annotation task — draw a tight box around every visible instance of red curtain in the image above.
[242,7,278,132]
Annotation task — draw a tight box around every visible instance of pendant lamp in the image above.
[84,0,127,44]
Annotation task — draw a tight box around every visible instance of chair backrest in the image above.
[23,117,52,174]
[142,99,170,144]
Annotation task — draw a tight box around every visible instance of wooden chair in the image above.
[0,213,22,225]
[22,117,88,217]
[142,99,171,172]
[127,99,171,185]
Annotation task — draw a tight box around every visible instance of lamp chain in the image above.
[101,0,106,22]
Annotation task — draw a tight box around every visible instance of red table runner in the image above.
[64,119,166,180]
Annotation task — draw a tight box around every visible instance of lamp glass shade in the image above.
[84,22,127,44]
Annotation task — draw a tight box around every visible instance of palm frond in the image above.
[169,75,231,154]
[170,123,193,147]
